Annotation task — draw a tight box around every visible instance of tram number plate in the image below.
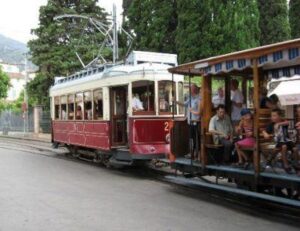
[164,122,170,132]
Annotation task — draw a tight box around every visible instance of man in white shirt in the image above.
[231,79,244,125]
[212,87,225,108]
[132,94,144,111]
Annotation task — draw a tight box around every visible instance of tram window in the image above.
[68,95,75,120]
[54,96,60,120]
[178,82,184,114]
[93,89,103,120]
[84,91,92,120]
[60,95,67,120]
[132,81,155,114]
[75,93,83,120]
[158,81,176,114]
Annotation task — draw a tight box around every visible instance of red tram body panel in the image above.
[52,121,111,150]
[129,118,170,157]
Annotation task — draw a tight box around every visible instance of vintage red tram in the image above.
[50,51,184,165]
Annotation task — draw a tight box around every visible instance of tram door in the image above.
[110,86,128,147]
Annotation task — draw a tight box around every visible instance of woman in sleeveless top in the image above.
[234,109,255,169]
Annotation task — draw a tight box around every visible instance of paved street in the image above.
[0,140,299,231]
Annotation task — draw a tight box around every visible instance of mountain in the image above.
[0,34,27,64]
[0,34,37,71]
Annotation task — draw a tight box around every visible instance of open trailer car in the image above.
[50,51,184,165]
[168,38,300,202]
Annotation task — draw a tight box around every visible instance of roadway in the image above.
[0,138,299,231]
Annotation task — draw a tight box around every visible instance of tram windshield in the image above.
[158,81,176,114]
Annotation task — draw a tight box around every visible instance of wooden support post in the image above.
[224,77,231,112]
[253,59,260,176]
[201,75,212,165]
[242,78,247,105]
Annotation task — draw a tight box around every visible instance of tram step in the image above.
[165,175,300,209]
[109,157,133,167]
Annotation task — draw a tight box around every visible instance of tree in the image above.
[176,0,260,63]
[257,0,290,45]
[175,0,212,63]
[127,0,177,53]
[289,0,300,39]
[28,0,108,106]
[122,0,133,22]
[213,0,260,54]
[0,66,10,99]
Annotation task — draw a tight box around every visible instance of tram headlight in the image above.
[165,133,170,143]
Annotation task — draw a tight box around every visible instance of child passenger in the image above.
[262,109,297,174]
[234,109,255,169]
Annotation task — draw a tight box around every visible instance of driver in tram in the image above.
[132,93,144,111]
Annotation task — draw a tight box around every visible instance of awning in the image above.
[269,79,300,105]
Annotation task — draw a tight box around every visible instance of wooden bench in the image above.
[204,131,224,164]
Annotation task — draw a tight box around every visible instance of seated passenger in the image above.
[209,104,233,164]
[234,109,255,169]
[262,109,297,174]
[76,105,83,120]
[132,94,144,111]
[61,109,67,120]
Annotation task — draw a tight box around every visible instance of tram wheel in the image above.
[67,146,79,158]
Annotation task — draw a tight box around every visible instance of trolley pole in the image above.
[112,3,118,64]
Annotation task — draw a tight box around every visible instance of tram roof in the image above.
[169,38,300,77]
[50,62,182,93]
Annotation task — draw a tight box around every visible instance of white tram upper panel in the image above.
[50,51,183,96]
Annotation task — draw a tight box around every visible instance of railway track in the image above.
[0,137,299,224]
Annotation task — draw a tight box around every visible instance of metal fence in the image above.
[0,109,33,132]
[0,109,51,134]
[40,110,51,133]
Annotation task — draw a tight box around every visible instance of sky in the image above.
[0,0,123,44]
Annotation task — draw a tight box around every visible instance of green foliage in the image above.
[127,0,177,53]
[28,0,109,107]
[27,73,50,107]
[0,66,10,99]
[0,90,36,113]
[175,0,212,63]
[127,0,259,64]
[258,0,290,45]
[289,0,300,39]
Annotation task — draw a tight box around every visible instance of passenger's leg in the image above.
[292,147,299,163]
[220,138,232,163]
[281,144,291,173]
[235,143,243,164]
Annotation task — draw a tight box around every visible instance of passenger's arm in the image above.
[262,130,272,139]
[276,120,289,126]
[174,100,185,107]
[209,118,225,136]
[232,101,243,108]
